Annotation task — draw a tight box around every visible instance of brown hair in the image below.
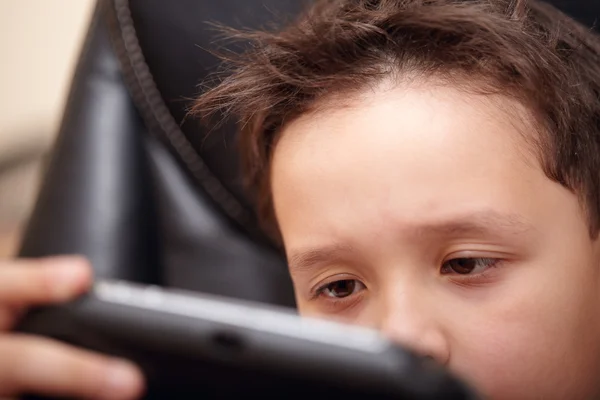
[192,0,600,246]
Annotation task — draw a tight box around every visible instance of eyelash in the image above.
[445,257,505,285]
[311,278,366,304]
[312,257,503,302]
[440,257,502,276]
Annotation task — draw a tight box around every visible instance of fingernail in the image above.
[104,360,143,399]
[48,260,88,299]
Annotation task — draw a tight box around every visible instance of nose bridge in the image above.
[378,277,450,365]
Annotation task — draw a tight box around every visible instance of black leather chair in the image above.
[18,0,306,308]
[18,0,599,308]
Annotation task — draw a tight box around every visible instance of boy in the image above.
[193,0,600,398]
[1,0,599,399]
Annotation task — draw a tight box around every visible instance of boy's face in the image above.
[271,81,600,399]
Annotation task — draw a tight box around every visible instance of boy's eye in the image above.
[441,257,499,275]
[318,279,366,299]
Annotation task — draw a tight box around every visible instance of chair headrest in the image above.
[109,0,306,246]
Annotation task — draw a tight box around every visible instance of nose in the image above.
[378,290,450,366]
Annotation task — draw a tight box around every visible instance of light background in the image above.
[0,0,96,256]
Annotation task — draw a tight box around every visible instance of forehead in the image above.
[274,81,538,165]
[270,82,555,245]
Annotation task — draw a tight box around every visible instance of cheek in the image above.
[294,289,379,326]
[450,309,550,398]
[449,260,600,399]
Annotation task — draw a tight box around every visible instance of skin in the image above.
[271,80,600,399]
[0,257,144,399]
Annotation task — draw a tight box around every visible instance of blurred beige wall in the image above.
[0,0,96,256]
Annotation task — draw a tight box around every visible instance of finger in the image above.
[0,334,144,400]
[0,305,21,331]
[0,256,92,306]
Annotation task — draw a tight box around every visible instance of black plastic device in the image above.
[17,280,477,399]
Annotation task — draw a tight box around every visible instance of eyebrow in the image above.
[412,210,534,238]
[288,243,355,273]
[287,211,533,272]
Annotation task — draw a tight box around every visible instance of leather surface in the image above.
[19,3,161,284]
[146,137,294,305]
[19,0,296,307]
[546,0,600,29]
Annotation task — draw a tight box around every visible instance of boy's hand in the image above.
[0,257,144,400]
